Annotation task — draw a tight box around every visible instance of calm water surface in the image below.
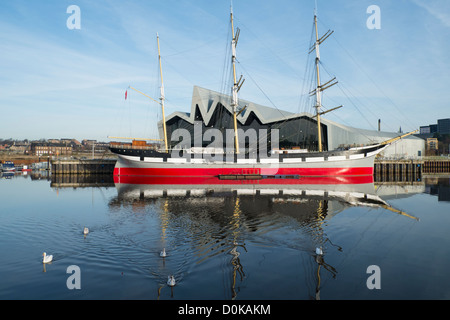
[1,172,450,300]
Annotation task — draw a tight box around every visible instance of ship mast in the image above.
[314,15,323,152]
[311,14,339,152]
[157,33,169,153]
[230,5,244,154]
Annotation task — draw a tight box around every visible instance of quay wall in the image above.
[422,159,450,174]
[51,159,116,174]
[49,158,450,176]
[374,158,450,183]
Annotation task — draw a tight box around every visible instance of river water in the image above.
[1,171,450,300]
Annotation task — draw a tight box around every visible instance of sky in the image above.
[1,0,449,142]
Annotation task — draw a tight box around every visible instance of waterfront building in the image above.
[82,139,97,146]
[158,86,424,159]
[420,119,450,136]
[31,142,73,156]
[426,138,438,151]
[438,118,450,135]
[420,126,431,134]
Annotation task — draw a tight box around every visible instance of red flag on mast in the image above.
[125,90,128,100]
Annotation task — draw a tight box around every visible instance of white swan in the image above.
[167,275,176,287]
[83,227,89,235]
[160,248,167,257]
[315,247,323,256]
[42,252,53,263]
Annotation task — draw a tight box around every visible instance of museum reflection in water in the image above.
[46,173,441,299]
[108,175,420,299]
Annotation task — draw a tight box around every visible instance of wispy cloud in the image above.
[0,22,151,98]
[1,0,449,140]
[0,16,157,140]
[413,0,450,28]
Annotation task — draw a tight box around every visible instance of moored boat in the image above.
[109,7,415,179]
[1,161,16,172]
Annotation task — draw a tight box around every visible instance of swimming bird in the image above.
[83,227,89,235]
[160,248,167,257]
[42,252,53,264]
[315,247,323,256]
[167,275,176,287]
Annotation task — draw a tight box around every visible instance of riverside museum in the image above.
[158,86,424,158]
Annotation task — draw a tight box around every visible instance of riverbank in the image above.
[0,151,117,166]
[0,154,41,166]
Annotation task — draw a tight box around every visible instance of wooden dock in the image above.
[51,159,116,174]
[374,159,422,177]
[51,174,114,188]
[374,158,450,182]
[374,159,422,183]
[422,159,450,174]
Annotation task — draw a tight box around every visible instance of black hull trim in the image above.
[109,144,386,163]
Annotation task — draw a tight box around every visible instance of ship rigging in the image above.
[108,6,416,180]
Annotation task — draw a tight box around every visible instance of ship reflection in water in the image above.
[109,175,418,300]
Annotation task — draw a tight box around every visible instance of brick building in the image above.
[31,142,73,156]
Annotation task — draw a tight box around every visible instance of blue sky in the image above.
[1,0,449,142]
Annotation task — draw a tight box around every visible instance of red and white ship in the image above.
[110,9,414,181]
[111,143,387,179]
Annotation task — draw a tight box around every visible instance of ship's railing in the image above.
[109,143,158,150]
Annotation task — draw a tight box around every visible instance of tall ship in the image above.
[110,8,415,182]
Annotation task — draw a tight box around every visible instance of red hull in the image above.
[113,174,374,185]
[113,166,373,177]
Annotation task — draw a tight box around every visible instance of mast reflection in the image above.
[109,175,415,299]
